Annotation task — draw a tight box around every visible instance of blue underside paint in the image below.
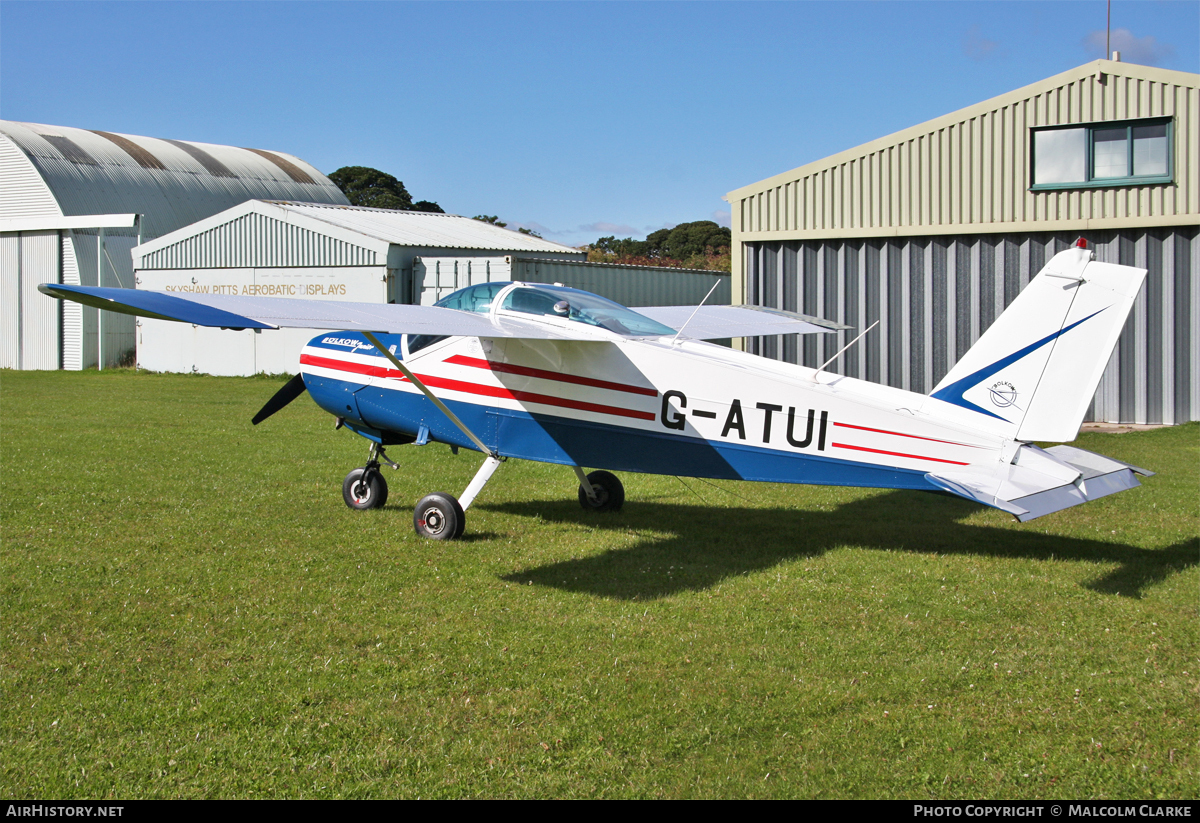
[304,373,936,493]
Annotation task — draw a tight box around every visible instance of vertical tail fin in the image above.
[929,244,1146,442]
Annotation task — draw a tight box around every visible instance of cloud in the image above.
[643,222,677,234]
[1083,28,1176,65]
[510,220,555,235]
[711,210,731,228]
[963,25,1004,61]
[578,221,640,236]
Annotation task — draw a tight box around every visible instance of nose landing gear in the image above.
[341,442,400,511]
[343,467,388,510]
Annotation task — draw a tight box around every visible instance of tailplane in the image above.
[928,243,1147,442]
[927,444,1153,522]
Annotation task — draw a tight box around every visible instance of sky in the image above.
[1,1,1197,248]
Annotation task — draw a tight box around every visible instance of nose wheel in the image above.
[343,467,388,510]
[341,443,399,511]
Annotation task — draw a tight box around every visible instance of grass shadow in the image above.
[487,490,1198,600]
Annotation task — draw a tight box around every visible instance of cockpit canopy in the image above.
[408,282,676,354]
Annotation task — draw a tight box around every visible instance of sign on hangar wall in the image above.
[136,265,391,376]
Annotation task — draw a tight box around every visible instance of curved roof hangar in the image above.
[0,120,349,238]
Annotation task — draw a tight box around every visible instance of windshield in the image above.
[499,284,675,336]
[433,281,508,315]
[407,282,508,354]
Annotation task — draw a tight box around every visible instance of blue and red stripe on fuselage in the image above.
[297,331,974,492]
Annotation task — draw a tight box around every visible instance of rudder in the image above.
[928,244,1146,442]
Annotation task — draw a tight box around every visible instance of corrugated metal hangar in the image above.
[3,120,729,378]
[727,60,1199,425]
[132,200,729,376]
[0,120,350,370]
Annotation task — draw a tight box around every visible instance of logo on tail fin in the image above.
[988,381,1017,408]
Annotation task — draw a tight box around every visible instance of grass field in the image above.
[2,369,1196,799]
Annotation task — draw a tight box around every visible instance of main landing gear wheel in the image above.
[414,492,465,540]
[578,470,624,512]
[342,468,389,510]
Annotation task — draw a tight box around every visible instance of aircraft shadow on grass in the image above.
[485,490,1197,601]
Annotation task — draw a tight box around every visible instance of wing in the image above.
[40,284,588,340]
[632,304,849,339]
[41,285,852,342]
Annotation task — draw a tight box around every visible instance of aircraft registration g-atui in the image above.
[41,240,1152,540]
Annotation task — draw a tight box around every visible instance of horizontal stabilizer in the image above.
[926,444,1151,522]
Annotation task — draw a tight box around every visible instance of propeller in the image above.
[252,373,308,425]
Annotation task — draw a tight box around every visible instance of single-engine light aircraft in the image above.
[41,240,1152,539]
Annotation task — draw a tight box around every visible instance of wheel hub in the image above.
[422,508,445,535]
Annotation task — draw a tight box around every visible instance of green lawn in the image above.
[2,369,1196,799]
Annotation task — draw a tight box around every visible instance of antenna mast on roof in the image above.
[1106,0,1111,59]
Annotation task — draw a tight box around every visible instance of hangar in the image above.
[0,121,349,370]
[132,199,730,376]
[726,60,1199,425]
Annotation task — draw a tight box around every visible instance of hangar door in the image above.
[1,230,60,369]
[415,257,512,304]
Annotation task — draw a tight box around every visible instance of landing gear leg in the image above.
[359,332,506,542]
[573,465,600,505]
[460,455,503,512]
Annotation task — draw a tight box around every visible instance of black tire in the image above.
[578,470,624,512]
[342,468,388,510]
[414,492,465,540]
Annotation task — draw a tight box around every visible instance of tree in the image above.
[517,227,543,238]
[412,200,444,214]
[663,221,730,260]
[328,167,413,211]
[585,220,731,271]
[590,235,649,257]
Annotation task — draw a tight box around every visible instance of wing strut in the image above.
[813,321,878,381]
[671,279,722,346]
[361,331,497,459]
